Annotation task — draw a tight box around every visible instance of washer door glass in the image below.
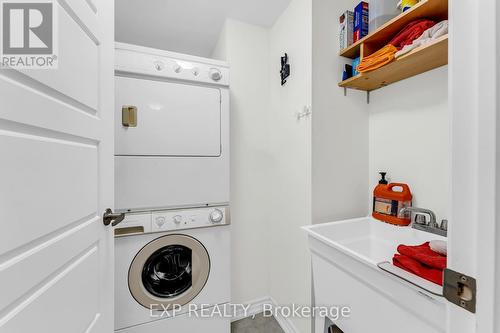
[142,245,192,298]
[129,234,210,309]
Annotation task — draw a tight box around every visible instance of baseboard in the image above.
[233,296,300,333]
[269,297,300,333]
[231,296,272,322]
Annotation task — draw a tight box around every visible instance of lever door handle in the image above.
[103,208,125,227]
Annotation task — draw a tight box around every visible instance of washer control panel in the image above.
[151,207,229,232]
[116,206,230,237]
[151,207,227,232]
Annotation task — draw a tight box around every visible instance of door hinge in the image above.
[443,268,477,313]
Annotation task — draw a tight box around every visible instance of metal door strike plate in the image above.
[122,106,137,127]
[443,268,476,313]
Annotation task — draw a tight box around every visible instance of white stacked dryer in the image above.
[114,42,230,212]
[113,43,230,333]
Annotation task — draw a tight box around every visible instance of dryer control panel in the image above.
[115,43,229,86]
[115,206,230,237]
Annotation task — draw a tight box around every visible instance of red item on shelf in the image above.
[389,19,436,50]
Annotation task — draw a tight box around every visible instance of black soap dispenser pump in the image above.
[378,172,388,184]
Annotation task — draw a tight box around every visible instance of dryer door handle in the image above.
[103,208,125,227]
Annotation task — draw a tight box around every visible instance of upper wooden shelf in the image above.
[339,0,448,59]
[339,34,448,91]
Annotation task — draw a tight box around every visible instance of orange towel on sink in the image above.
[392,242,447,286]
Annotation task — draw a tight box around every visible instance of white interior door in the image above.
[0,0,114,332]
[448,0,498,332]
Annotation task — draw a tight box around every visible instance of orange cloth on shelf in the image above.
[356,44,398,73]
[356,19,436,73]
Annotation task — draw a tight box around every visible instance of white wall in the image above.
[311,0,449,225]
[214,2,313,332]
[312,0,369,225]
[212,19,272,305]
[368,67,450,221]
[211,23,227,62]
[266,0,312,332]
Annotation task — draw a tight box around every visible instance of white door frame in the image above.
[448,0,498,332]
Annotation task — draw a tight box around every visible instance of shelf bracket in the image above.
[344,87,347,97]
[366,91,370,104]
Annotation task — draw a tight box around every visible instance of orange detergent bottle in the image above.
[372,172,413,226]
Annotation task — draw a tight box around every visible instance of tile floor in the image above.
[231,313,285,333]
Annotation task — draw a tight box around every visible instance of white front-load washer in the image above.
[114,206,230,332]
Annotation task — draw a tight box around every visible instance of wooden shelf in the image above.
[339,35,448,92]
[339,0,448,59]
[338,0,448,92]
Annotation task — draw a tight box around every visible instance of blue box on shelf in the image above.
[354,1,369,42]
[352,57,361,77]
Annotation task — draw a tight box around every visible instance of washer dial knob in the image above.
[155,216,166,227]
[209,68,222,81]
[173,215,182,224]
[209,209,224,224]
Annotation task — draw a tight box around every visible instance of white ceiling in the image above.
[115,0,291,57]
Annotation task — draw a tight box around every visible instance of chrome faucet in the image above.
[399,207,447,237]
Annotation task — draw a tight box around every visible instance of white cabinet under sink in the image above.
[304,217,447,333]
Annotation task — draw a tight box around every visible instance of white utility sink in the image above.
[304,216,446,267]
[304,217,448,333]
